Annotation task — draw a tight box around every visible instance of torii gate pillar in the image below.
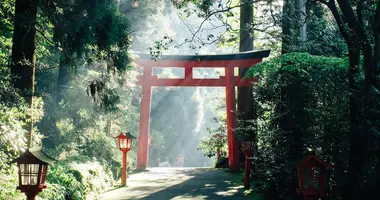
[135,50,270,171]
[225,66,239,170]
[136,67,152,169]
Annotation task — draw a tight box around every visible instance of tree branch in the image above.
[336,0,369,44]
[356,0,364,28]
[320,0,352,46]
[175,0,267,47]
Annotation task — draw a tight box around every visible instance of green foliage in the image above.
[39,161,113,200]
[0,96,45,200]
[245,53,350,199]
[148,35,174,60]
[0,165,24,200]
[172,0,215,13]
[42,164,83,199]
[305,4,347,57]
[1,0,134,198]
[197,125,227,158]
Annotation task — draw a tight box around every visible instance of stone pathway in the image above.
[100,167,259,200]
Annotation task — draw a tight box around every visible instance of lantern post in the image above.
[117,132,136,186]
[241,136,256,189]
[15,147,57,200]
[297,150,332,200]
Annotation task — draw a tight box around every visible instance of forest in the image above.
[0,0,379,199]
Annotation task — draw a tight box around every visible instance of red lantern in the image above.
[297,150,332,200]
[15,147,57,200]
[117,132,134,152]
[241,136,257,189]
[116,132,135,186]
[241,136,256,157]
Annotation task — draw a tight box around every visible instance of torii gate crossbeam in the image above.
[134,50,270,171]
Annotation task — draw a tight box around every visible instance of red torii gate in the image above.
[135,50,270,171]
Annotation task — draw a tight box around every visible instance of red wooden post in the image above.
[137,67,153,170]
[185,67,193,78]
[225,66,239,171]
[121,151,127,185]
[244,157,251,189]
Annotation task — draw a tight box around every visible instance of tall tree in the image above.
[282,0,307,53]
[11,0,37,95]
[314,0,380,198]
[48,0,131,102]
[237,0,255,136]
[11,0,38,147]
[297,0,307,44]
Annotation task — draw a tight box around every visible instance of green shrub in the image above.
[40,160,114,200]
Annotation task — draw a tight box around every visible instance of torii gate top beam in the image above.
[134,50,270,68]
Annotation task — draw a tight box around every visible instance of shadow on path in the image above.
[101,168,259,200]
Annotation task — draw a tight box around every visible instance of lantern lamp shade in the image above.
[297,152,332,196]
[117,132,136,152]
[241,136,256,157]
[15,147,56,193]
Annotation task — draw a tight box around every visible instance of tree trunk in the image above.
[238,0,255,136]
[297,0,307,46]
[56,53,70,102]
[281,0,294,54]
[282,0,307,53]
[11,0,38,147]
[373,5,380,193]
[11,0,38,94]
[343,46,362,200]
[106,118,112,136]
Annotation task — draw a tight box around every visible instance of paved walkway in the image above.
[100,167,259,200]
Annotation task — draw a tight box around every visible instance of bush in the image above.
[246,53,349,199]
[40,161,114,200]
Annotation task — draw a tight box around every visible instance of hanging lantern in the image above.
[241,135,256,157]
[117,132,135,152]
[15,147,57,200]
[297,150,332,200]
[132,0,138,8]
